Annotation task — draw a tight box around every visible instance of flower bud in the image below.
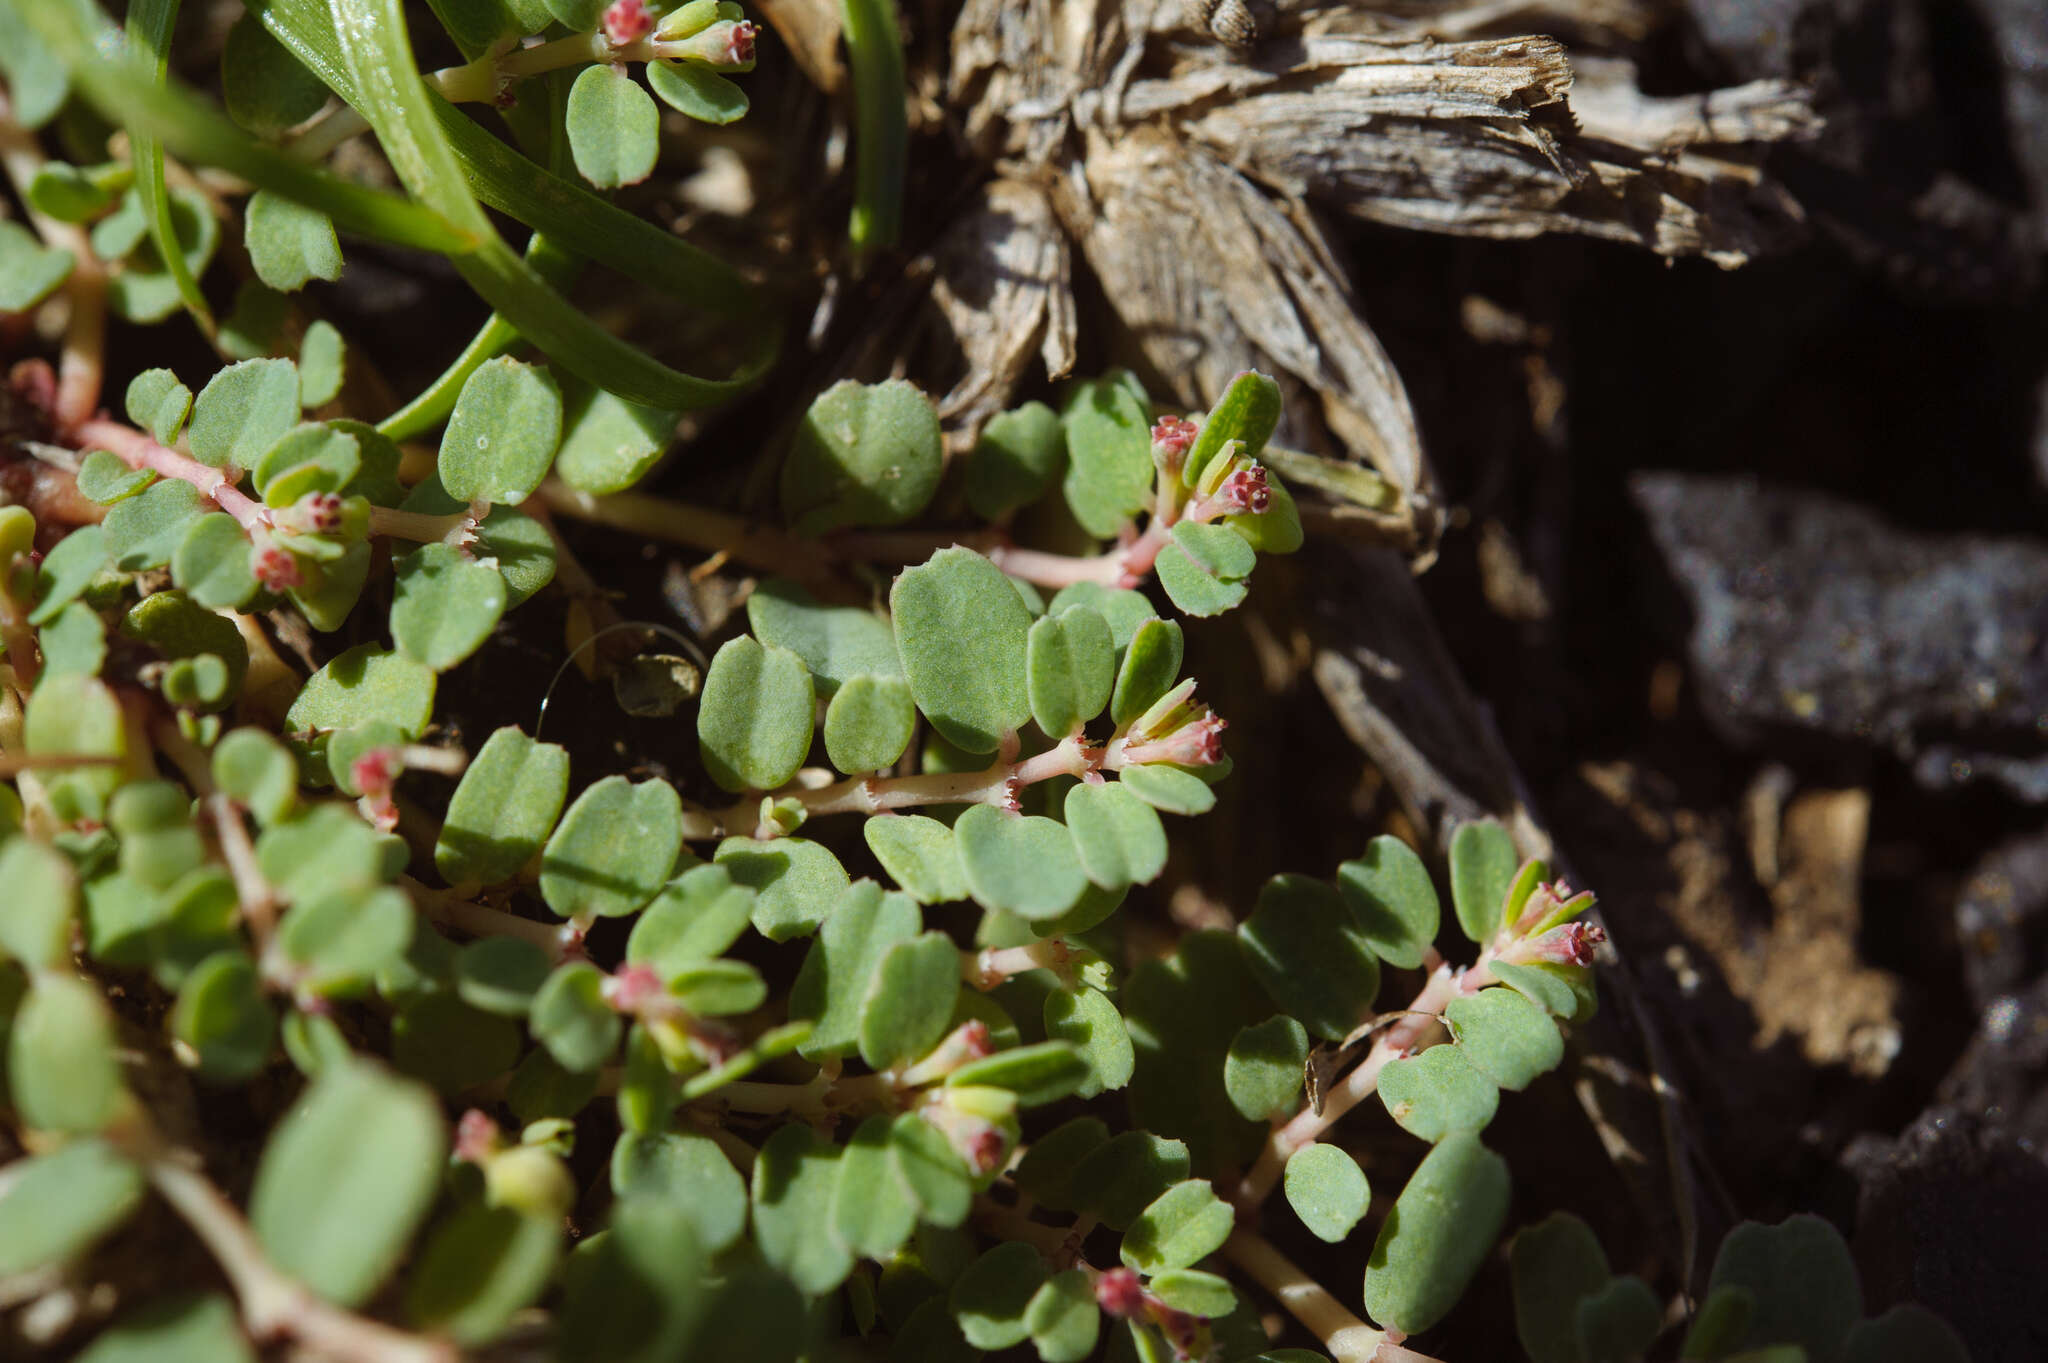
[250,540,304,592]
[659,18,757,69]
[482,1143,577,1221]
[653,0,720,39]
[1151,416,1199,475]
[602,962,665,1015]
[919,1086,1017,1175]
[1208,463,1271,516]
[603,0,653,45]
[454,1108,503,1165]
[1096,1268,1146,1318]
[1496,920,1606,968]
[897,1019,994,1088]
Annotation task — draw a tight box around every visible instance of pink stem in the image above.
[76,419,270,533]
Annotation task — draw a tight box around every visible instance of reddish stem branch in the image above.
[146,1155,456,1363]
[76,419,270,532]
[1234,955,1497,1211]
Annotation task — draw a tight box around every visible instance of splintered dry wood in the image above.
[922,0,1819,546]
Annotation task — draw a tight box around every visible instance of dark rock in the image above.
[1938,975,2048,1147]
[1954,830,2048,1006]
[1633,473,2048,800]
[1843,1106,2048,1362]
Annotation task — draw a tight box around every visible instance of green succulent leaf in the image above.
[254,422,359,505]
[864,814,968,905]
[274,886,414,997]
[1028,606,1116,741]
[781,379,943,535]
[187,358,300,470]
[1124,931,1268,1174]
[391,542,507,671]
[1183,371,1282,487]
[612,1130,748,1253]
[824,672,916,775]
[1705,1215,1863,1363]
[698,636,815,792]
[832,1114,920,1261]
[1064,781,1168,892]
[1679,1285,1755,1362]
[391,992,521,1095]
[566,64,659,188]
[439,357,563,506]
[1115,763,1217,816]
[1576,1277,1665,1363]
[1044,984,1135,1098]
[952,1240,1049,1350]
[1060,373,1153,538]
[0,221,73,312]
[1121,1179,1232,1274]
[946,1041,1091,1107]
[1491,960,1597,1022]
[956,804,1089,921]
[540,776,684,919]
[1284,1143,1369,1244]
[1014,1115,1113,1213]
[1839,1306,1972,1363]
[74,1293,254,1363]
[0,1137,145,1276]
[967,401,1066,520]
[169,514,258,610]
[1150,1268,1239,1319]
[246,190,342,291]
[745,578,901,698]
[287,644,437,739]
[1335,835,1440,971]
[0,835,76,969]
[37,600,105,679]
[454,936,553,1016]
[888,1111,973,1228]
[646,59,749,125]
[221,12,329,135]
[1156,522,1254,618]
[751,1123,854,1296]
[1224,1015,1308,1122]
[26,161,118,224]
[170,950,276,1081]
[1362,1131,1511,1336]
[554,378,675,494]
[77,450,152,508]
[1237,874,1380,1042]
[1025,1268,1100,1363]
[104,477,205,572]
[125,368,193,445]
[8,974,128,1134]
[436,726,570,886]
[1109,618,1184,727]
[892,547,1033,753]
[790,879,920,1058]
[1449,819,1518,945]
[859,931,962,1070]
[1512,1212,1615,1363]
[1378,1043,1500,1141]
[1444,986,1564,1091]
[716,835,849,941]
[30,523,109,625]
[25,676,127,822]
[627,864,757,978]
[300,321,346,406]
[250,1060,445,1308]
[406,1204,561,1346]
[531,961,621,1071]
